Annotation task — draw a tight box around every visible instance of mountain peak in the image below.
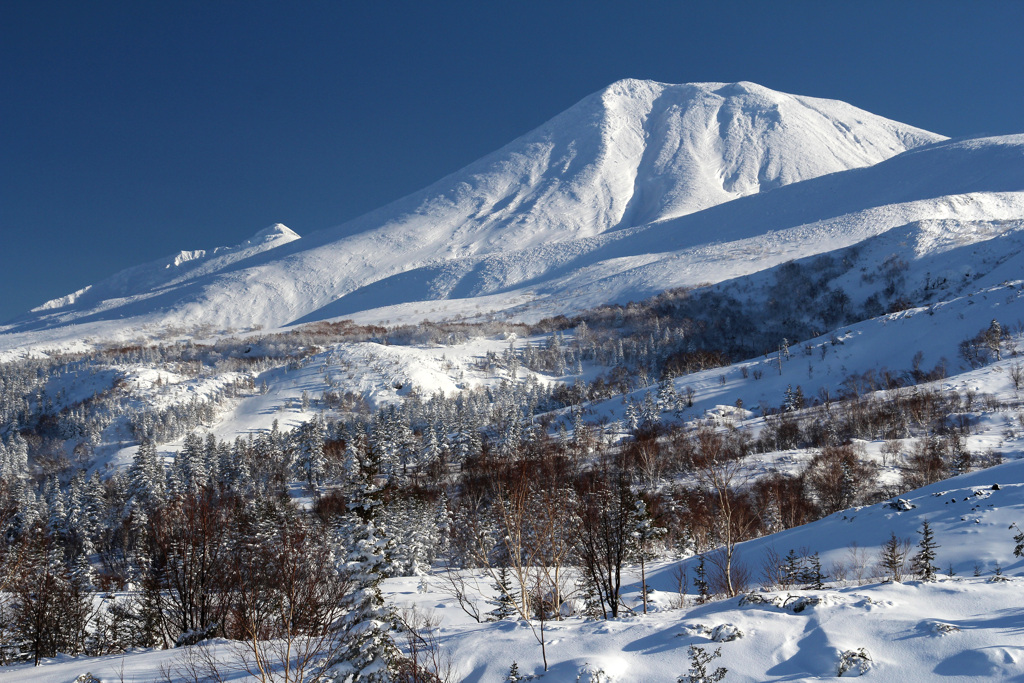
[244,223,301,246]
[1,82,961,338]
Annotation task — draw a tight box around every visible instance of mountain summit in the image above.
[1,80,958,339]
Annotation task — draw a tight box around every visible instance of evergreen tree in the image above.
[487,566,518,621]
[574,573,603,619]
[693,554,710,604]
[640,392,660,430]
[879,532,910,582]
[782,384,804,412]
[127,438,163,512]
[296,414,328,492]
[633,497,666,614]
[782,549,803,588]
[203,433,221,486]
[327,448,400,683]
[656,378,678,413]
[13,524,91,664]
[799,552,826,590]
[1012,522,1024,559]
[178,432,206,492]
[624,399,641,434]
[761,495,783,535]
[419,425,441,470]
[911,519,940,582]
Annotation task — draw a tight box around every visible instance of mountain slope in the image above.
[296,135,1024,324]
[1,80,943,342]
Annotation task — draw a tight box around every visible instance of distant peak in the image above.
[252,223,300,241]
[234,223,301,250]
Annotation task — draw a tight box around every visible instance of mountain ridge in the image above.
[0,79,963,344]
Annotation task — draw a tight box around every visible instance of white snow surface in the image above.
[0,80,948,349]
[12,462,1024,682]
[7,80,1024,682]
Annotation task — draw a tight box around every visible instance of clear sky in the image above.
[2,0,1023,323]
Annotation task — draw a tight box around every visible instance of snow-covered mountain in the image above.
[8,80,1024,683]
[0,79,952,344]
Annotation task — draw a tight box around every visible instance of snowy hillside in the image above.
[6,79,1024,683]
[0,80,944,346]
[9,460,1024,682]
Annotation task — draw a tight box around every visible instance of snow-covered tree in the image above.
[127,438,164,512]
[295,414,328,492]
[327,448,400,682]
[632,497,666,614]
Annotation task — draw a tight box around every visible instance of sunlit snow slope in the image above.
[0,79,955,342]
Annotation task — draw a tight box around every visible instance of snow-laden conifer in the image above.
[326,442,400,683]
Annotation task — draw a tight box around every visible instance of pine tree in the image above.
[203,433,220,486]
[693,554,710,604]
[574,573,603,619]
[296,414,327,492]
[761,495,783,535]
[419,425,441,470]
[624,399,641,434]
[657,378,678,413]
[487,566,518,621]
[14,524,91,664]
[640,392,660,430]
[127,438,163,512]
[782,384,804,412]
[782,549,803,588]
[571,409,588,456]
[799,552,826,590]
[633,497,666,614]
[911,519,940,582]
[433,493,451,557]
[178,432,206,492]
[987,319,1005,360]
[327,450,400,683]
[879,532,910,582]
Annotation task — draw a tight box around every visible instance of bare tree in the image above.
[396,607,458,683]
[225,516,352,683]
[145,488,235,645]
[690,428,756,597]
[465,460,567,671]
[1010,362,1024,393]
[804,444,877,515]
[526,458,578,620]
[489,468,543,620]
[573,459,636,618]
[12,523,93,665]
[434,561,485,623]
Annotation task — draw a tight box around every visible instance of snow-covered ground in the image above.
[10,460,1024,682]
[4,78,1024,682]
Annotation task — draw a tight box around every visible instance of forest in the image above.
[0,255,1017,681]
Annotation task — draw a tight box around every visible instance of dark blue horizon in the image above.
[2,0,1023,323]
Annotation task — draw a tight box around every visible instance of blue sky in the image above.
[2,0,1023,322]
